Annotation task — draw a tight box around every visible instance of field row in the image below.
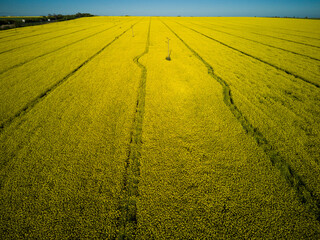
[170,18,320,85]
[0,17,319,238]
[162,19,320,199]
[0,18,139,128]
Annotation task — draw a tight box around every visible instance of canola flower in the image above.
[0,17,319,238]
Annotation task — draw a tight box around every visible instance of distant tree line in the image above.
[44,12,94,21]
[0,13,94,30]
[266,16,319,19]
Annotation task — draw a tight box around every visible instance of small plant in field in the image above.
[166,37,171,61]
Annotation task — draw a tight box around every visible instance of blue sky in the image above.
[0,0,320,17]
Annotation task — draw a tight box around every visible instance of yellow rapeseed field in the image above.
[0,16,319,238]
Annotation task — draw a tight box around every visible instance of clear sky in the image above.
[1,0,320,18]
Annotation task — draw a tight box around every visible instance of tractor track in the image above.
[185,21,320,62]
[0,24,81,43]
[0,24,105,55]
[270,31,320,41]
[249,31,320,49]
[0,21,131,76]
[0,23,138,134]
[174,21,320,89]
[209,20,320,41]
[0,33,17,40]
[162,20,320,222]
[117,19,151,239]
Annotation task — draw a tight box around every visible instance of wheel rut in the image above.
[0,23,138,134]
[117,19,151,239]
[175,21,320,89]
[0,24,105,55]
[162,20,320,222]
[185,21,320,62]
[0,21,133,76]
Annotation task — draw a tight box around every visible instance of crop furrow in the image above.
[162,20,320,222]
[175,22,320,88]
[249,31,320,49]
[0,32,18,40]
[0,23,137,134]
[214,20,320,40]
[0,22,128,76]
[0,24,105,55]
[0,24,82,43]
[272,26,319,36]
[277,32,320,41]
[117,19,151,239]
[186,21,320,62]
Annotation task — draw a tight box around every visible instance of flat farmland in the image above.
[0,16,320,239]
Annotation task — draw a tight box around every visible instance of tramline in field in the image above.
[0,16,319,238]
